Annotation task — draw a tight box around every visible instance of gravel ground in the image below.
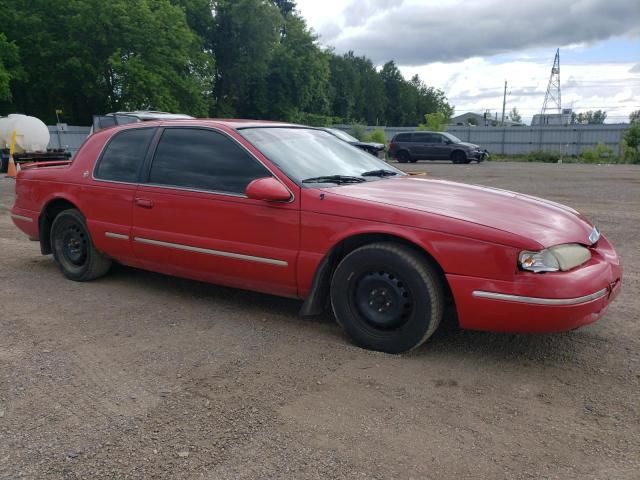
[0,161,638,479]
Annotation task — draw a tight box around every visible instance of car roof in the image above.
[111,111,195,120]
[109,118,303,130]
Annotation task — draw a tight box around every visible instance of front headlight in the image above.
[519,244,591,273]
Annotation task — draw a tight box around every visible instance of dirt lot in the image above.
[0,162,638,479]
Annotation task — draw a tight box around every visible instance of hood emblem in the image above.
[589,226,600,244]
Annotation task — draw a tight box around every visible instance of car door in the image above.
[85,126,156,264]
[131,126,300,298]
[431,134,451,159]
[410,132,433,159]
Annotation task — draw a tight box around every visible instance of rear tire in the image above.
[330,242,444,354]
[396,151,410,164]
[50,209,112,281]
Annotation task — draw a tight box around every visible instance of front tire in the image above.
[330,243,444,354]
[451,150,467,164]
[50,209,112,281]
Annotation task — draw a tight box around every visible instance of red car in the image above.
[10,120,622,353]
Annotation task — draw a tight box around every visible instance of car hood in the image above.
[326,176,594,248]
[353,141,385,150]
[457,142,480,149]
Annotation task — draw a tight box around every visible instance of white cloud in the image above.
[296,0,640,124]
[401,59,639,124]
[301,0,640,65]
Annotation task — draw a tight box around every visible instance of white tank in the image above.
[0,114,50,153]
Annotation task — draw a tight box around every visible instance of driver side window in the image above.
[148,128,270,195]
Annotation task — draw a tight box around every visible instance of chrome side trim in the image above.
[105,232,129,240]
[10,213,33,223]
[133,237,288,267]
[472,288,608,306]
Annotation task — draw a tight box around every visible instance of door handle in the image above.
[135,198,154,209]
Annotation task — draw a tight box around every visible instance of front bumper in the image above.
[468,149,488,161]
[446,235,622,333]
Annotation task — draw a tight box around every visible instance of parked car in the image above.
[321,128,385,158]
[388,131,488,164]
[11,120,622,353]
[91,111,194,134]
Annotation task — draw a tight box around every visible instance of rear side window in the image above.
[394,133,411,142]
[148,128,270,194]
[95,128,155,182]
[413,132,435,142]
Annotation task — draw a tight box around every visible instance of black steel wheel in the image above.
[50,209,112,281]
[330,242,444,353]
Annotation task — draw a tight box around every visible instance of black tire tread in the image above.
[50,209,112,281]
[331,242,444,352]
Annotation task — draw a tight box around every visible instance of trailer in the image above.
[0,114,71,173]
[1,148,71,173]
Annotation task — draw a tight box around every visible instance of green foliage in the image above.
[369,129,386,144]
[509,107,522,123]
[580,143,615,163]
[294,112,335,127]
[0,0,453,127]
[630,110,640,124]
[212,0,281,118]
[571,110,607,125]
[418,111,450,132]
[526,151,561,163]
[265,14,330,122]
[349,124,368,141]
[623,122,640,163]
[0,33,20,101]
[0,0,214,123]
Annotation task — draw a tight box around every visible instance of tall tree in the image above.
[509,107,522,123]
[571,110,607,125]
[271,0,296,16]
[379,61,407,125]
[629,110,640,124]
[0,33,20,102]
[265,13,330,121]
[212,0,281,117]
[0,0,213,123]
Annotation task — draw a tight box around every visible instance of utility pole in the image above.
[501,80,507,126]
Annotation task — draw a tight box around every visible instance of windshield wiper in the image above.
[301,175,366,185]
[361,169,399,177]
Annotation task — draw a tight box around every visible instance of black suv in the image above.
[388,131,488,164]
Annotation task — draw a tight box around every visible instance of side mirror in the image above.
[245,177,291,202]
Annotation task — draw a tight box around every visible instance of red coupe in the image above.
[11,120,622,353]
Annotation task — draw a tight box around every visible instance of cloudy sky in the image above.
[296,0,640,124]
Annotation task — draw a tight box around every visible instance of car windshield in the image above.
[328,128,360,143]
[239,127,402,185]
[442,132,463,143]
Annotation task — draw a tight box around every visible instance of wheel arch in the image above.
[450,149,467,160]
[395,149,411,161]
[300,231,456,321]
[39,197,82,255]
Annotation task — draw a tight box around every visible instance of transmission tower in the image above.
[541,49,561,115]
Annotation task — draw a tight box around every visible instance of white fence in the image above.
[335,124,630,156]
[47,125,91,157]
[49,123,631,157]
